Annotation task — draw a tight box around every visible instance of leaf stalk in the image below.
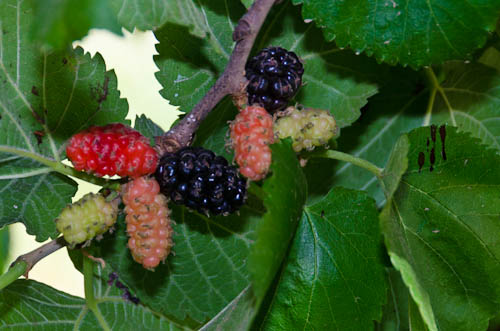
[424,67,457,126]
[309,150,383,179]
[0,261,27,291]
[0,237,66,291]
[157,0,277,154]
[0,146,121,190]
[83,255,111,331]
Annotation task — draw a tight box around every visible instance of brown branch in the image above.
[12,236,67,278]
[155,0,277,155]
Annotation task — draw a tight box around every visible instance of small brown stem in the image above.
[156,0,276,154]
[82,250,106,269]
[13,237,67,278]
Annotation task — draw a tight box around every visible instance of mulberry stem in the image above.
[157,0,277,153]
[0,145,121,190]
[83,255,111,331]
[0,237,66,290]
[309,150,383,179]
[0,261,26,291]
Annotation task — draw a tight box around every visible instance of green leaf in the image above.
[0,173,77,241]
[381,126,500,331]
[0,0,129,241]
[109,0,173,32]
[97,203,261,325]
[199,285,256,331]
[154,1,244,113]
[248,141,307,301]
[376,268,429,331]
[292,0,500,68]
[258,187,385,330]
[303,68,427,206]
[154,1,385,131]
[0,226,8,273]
[255,2,385,128]
[409,294,430,331]
[0,278,182,329]
[241,0,253,9]
[430,62,500,152]
[134,114,165,145]
[306,62,500,208]
[382,135,410,200]
[377,269,410,331]
[31,0,122,50]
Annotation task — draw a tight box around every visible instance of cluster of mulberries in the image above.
[245,46,304,112]
[274,106,337,152]
[230,105,274,181]
[55,193,118,248]
[66,123,158,178]
[122,176,174,270]
[155,147,247,216]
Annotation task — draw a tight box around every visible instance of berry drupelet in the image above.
[66,123,158,178]
[55,193,118,248]
[245,46,304,112]
[155,147,247,216]
[122,176,173,270]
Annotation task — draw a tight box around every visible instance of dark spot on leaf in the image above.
[114,278,140,305]
[31,86,39,96]
[430,147,435,172]
[418,152,425,172]
[320,210,325,218]
[91,76,110,104]
[115,280,126,290]
[430,125,437,143]
[107,271,118,286]
[62,57,68,65]
[34,130,44,145]
[439,125,446,161]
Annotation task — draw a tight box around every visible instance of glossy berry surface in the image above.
[274,106,337,152]
[55,193,118,248]
[230,105,273,181]
[155,147,247,216]
[66,123,158,178]
[122,176,173,270]
[245,46,304,112]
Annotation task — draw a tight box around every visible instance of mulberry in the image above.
[155,147,247,216]
[274,106,337,152]
[66,123,158,178]
[245,46,304,112]
[55,193,118,248]
[230,105,274,181]
[122,176,174,270]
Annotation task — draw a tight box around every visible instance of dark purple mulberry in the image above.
[245,46,304,112]
[155,147,247,216]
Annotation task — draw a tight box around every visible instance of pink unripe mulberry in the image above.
[122,176,174,270]
[230,105,274,181]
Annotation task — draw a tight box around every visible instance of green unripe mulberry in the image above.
[274,106,338,152]
[55,193,118,248]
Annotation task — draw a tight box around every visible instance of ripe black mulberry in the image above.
[155,147,247,216]
[245,46,304,112]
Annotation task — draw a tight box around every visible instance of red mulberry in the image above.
[66,123,158,178]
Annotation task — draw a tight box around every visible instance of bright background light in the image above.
[6,28,180,297]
